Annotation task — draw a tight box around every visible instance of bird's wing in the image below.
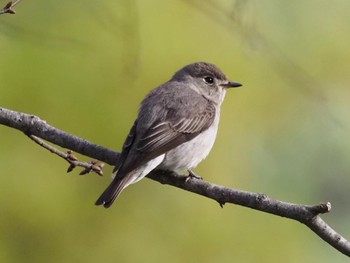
[112,119,138,174]
[116,100,216,176]
[136,102,216,153]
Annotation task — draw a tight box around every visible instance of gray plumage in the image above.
[95,62,242,208]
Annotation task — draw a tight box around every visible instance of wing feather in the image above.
[136,102,216,153]
[112,120,138,173]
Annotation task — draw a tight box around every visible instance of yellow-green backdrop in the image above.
[1,1,349,262]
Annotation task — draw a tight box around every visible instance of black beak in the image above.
[221,81,242,88]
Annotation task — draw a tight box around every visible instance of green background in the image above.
[1,1,350,262]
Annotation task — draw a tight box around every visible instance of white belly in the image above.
[159,112,220,171]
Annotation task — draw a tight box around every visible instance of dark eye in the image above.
[203,76,214,84]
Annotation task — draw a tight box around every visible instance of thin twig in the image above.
[0,0,22,15]
[27,134,105,176]
[0,106,349,257]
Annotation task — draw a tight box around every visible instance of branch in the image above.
[0,106,349,257]
[0,0,22,15]
[0,107,118,164]
[27,135,105,176]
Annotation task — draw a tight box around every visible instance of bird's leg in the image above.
[186,169,203,181]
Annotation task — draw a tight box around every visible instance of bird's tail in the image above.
[95,176,130,208]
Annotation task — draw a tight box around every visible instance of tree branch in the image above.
[0,107,118,164]
[0,106,349,257]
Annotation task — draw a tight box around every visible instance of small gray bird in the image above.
[96,62,242,208]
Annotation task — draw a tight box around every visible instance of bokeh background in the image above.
[1,0,350,262]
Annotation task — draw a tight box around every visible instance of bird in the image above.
[95,62,242,208]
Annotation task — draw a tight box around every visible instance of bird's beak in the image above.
[221,81,242,88]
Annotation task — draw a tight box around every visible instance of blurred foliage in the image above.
[1,0,350,262]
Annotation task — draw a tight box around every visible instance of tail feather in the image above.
[96,155,165,208]
[95,177,129,208]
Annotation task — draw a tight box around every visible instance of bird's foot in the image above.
[185,169,203,182]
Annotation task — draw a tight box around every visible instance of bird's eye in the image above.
[203,76,214,84]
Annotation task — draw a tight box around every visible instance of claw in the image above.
[185,169,203,182]
[218,201,225,208]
